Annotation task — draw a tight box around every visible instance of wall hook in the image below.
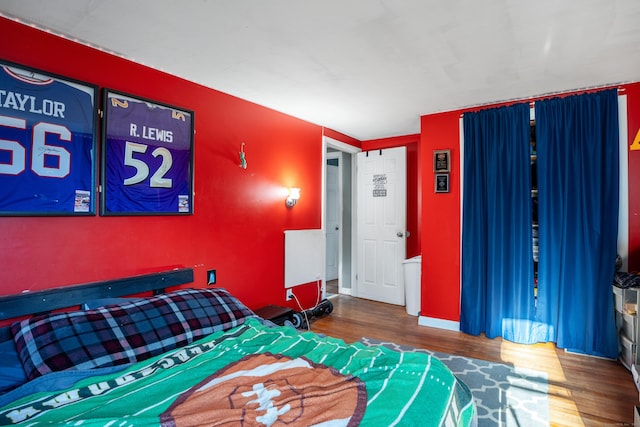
[239,142,247,169]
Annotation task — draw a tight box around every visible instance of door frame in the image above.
[322,136,360,297]
[325,151,342,283]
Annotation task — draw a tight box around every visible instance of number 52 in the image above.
[123,141,173,188]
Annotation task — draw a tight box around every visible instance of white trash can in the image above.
[402,255,422,316]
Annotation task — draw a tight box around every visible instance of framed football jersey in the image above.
[0,61,98,215]
[101,90,194,215]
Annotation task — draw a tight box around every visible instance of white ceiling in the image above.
[2,0,640,140]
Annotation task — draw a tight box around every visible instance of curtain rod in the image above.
[458,82,629,117]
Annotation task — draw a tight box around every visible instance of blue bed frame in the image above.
[0,268,194,341]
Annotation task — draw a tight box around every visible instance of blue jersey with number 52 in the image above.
[104,94,192,214]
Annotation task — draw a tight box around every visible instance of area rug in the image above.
[359,337,550,427]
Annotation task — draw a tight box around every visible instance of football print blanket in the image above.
[0,318,475,426]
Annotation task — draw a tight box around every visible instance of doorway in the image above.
[323,136,359,298]
[325,153,340,296]
[322,137,409,304]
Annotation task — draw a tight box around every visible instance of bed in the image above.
[0,269,475,426]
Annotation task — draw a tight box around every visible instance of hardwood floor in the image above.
[326,279,338,295]
[311,295,638,427]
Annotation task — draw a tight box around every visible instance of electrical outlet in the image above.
[286,289,294,301]
[207,269,217,285]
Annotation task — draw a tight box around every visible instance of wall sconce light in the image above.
[286,188,300,208]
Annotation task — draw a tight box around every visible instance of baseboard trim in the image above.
[418,316,460,332]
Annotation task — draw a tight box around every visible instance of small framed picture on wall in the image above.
[435,173,449,193]
[433,149,450,173]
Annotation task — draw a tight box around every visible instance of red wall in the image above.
[324,128,362,149]
[0,18,325,310]
[419,114,461,321]
[420,83,640,322]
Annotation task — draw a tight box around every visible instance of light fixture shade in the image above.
[286,187,300,208]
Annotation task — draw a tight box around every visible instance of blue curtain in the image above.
[461,103,536,342]
[535,89,619,358]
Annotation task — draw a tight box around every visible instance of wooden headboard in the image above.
[0,268,194,340]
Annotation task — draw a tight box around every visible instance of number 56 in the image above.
[0,115,71,178]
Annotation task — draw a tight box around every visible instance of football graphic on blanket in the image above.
[161,353,366,426]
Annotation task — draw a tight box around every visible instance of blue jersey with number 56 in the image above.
[0,65,95,214]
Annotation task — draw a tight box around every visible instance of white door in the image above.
[356,147,407,305]
[326,155,340,281]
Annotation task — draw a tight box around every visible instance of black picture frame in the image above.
[433,149,450,173]
[435,173,449,193]
[101,89,194,215]
[0,60,98,216]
